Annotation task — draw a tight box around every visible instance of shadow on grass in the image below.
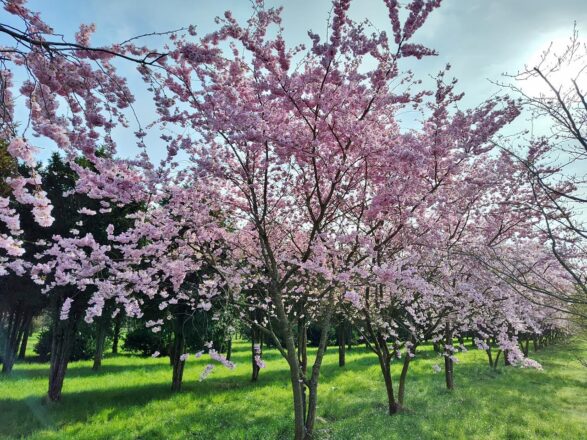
[0,341,584,439]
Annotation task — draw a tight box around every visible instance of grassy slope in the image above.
[0,337,585,440]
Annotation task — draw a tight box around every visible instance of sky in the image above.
[5,0,587,161]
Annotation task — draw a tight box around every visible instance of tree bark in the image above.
[378,354,400,414]
[2,307,24,374]
[444,324,454,390]
[92,319,108,371]
[398,347,414,406]
[270,288,335,439]
[170,325,185,392]
[251,328,261,382]
[303,302,335,436]
[522,339,529,357]
[47,317,76,401]
[226,337,232,361]
[486,348,493,368]
[17,313,33,360]
[337,323,346,367]
[493,350,502,369]
[284,329,306,440]
[112,314,122,354]
[297,319,308,425]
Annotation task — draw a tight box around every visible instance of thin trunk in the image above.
[493,350,502,368]
[2,308,23,374]
[18,313,33,360]
[297,319,308,425]
[284,329,305,440]
[337,323,346,367]
[251,329,261,382]
[226,337,232,362]
[0,311,9,369]
[92,320,108,371]
[269,279,333,440]
[168,340,174,366]
[486,348,493,368]
[444,355,454,389]
[444,324,454,390]
[378,354,400,414]
[304,302,335,436]
[397,352,413,406]
[111,314,122,354]
[170,326,185,392]
[523,339,530,357]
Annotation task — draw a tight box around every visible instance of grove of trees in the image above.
[0,1,585,439]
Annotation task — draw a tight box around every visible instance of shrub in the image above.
[34,324,97,361]
[123,327,169,356]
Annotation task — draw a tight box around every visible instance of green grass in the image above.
[0,338,586,439]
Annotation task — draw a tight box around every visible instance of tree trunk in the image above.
[0,311,8,369]
[378,354,400,414]
[251,328,262,382]
[284,330,306,440]
[297,319,308,425]
[337,323,346,367]
[493,350,502,369]
[444,355,454,389]
[168,339,175,366]
[170,327,185,392]
[18,313,33,360]
[47,318,76,401]
[398,348,414,406]
[486,348,493,368]
[226,337,232,361]
[303,305,334,437]
[92,320,108,371]
[112,314,122,354]
[2,307,24,374]
[522,339,529,357]
[444,324,454,390]
[268,282,334,440]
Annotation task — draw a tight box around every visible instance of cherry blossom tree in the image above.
[129,0,473,436]
[0,0,580,438]
[498,28,587,312]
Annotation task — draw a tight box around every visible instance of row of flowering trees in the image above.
[0,1,582,439]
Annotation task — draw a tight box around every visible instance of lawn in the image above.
[0,338,585,439]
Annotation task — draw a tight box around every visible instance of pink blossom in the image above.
[7,138,38,167]
[199,364,215,381]
[78,207,97,216]
[60,298,74,320]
